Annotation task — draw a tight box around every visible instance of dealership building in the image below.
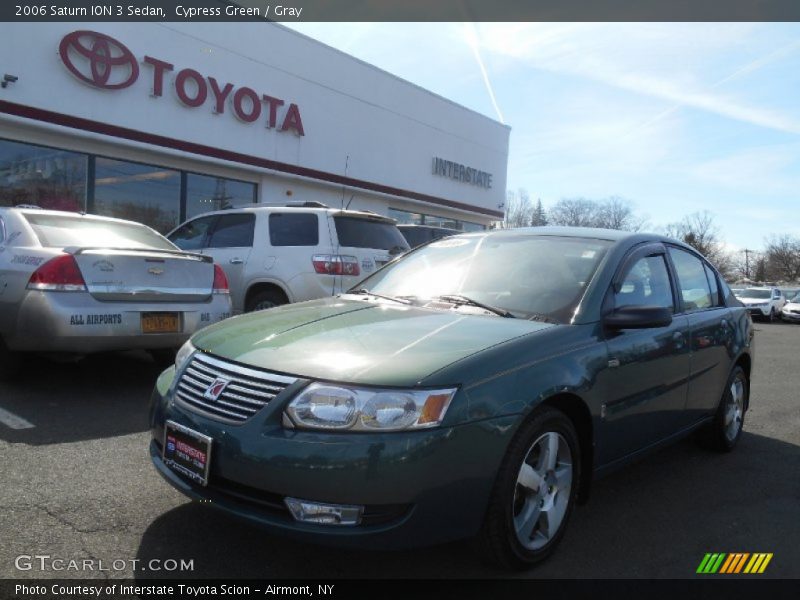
[0,23,509,234]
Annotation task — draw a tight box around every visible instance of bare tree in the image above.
[503,188,534,229]
[594,196,647,231]
[663,211,733,277]
[548,198,599,227]
[763,234,800,282]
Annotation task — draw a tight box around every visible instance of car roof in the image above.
[187,205,395,223]
[0,206,155,228]
[397,224,461,233]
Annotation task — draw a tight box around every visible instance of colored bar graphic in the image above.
[697,552,772,574]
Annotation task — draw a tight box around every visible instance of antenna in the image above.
[345,194,355,211]
[340,154,349,210]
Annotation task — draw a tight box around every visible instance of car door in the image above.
[200,213,256,312]
[667,246,734,424]
[597,243,692,465]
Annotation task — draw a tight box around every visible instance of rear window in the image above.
[400,227,431,248]
[23,213,175,251]
[269,213,319,246]
[334,216,409,251]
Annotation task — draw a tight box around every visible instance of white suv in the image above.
[737,287,786,322]
[167,204,410,313]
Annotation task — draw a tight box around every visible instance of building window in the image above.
[388,208,424,225]
[93,157,181,234]
[0,139,87,211]
[186,174,257,220]
[389,207,486,232]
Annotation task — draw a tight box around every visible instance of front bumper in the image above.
[745,305,770,317]
[7,290,231,352]
[148,370,518,549]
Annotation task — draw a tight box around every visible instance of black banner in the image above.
[3,0,800,22]
[2,579,800,600]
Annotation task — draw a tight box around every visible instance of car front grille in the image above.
[175,352,297,423]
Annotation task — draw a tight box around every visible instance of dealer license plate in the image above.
[142,312,180,334]
[163,421,212,486]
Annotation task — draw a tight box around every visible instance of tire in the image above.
[149,348,177,369]
[768,308,775,323]
[476,406,581,570]
[246,288,288,312]
[701,365,747,452]
[0,336,22,381]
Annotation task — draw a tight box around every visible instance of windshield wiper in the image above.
[527,313,559,324]
[348,288,412,305]
[434,294,516,318]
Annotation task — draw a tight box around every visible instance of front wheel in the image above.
[768,308,776,323]
[476,406,580,569]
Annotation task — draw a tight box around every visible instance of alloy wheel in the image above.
[512,432,573,550]
[724,376,745,442]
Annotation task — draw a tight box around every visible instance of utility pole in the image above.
[742,248,754,280]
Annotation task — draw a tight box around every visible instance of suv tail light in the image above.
[27,254,87,292]
[312,255,360,277]
[212,264,230,294]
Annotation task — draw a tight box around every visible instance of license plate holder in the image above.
[163,421,212,486]
[142,312,180,334]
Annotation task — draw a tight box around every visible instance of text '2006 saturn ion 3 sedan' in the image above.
[0,207,232,379]
[149,227,754,569]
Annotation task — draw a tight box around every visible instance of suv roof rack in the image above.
[284,201,329,208]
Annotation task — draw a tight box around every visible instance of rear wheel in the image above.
[476,406,580,569]
[701,365,747,451]
[246,288,288,312]
[0,337,22,381]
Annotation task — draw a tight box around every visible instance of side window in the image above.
[615,254,674,311]
[207,213,255,248]
[268,213,319,246]
[703,263,723,307]
[0,217,5,244]
[168,216,216,250]
[668,247,713,312]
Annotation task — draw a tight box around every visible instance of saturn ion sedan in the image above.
[149,227,754,569]
[0,207,232,379]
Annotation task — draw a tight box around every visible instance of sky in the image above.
[285,22,800,252]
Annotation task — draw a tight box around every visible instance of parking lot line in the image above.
[0,406,34,429]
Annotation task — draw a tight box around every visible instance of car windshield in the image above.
[743,289,771,299]
[789,292,800,303]
[354,233,612,323]
[23,213,176,251]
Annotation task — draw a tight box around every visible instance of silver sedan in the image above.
[0,207,232,378]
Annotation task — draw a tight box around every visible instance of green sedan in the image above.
[148,227,754,569]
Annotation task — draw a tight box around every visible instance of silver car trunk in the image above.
[71,248,214,302]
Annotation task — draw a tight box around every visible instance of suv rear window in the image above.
[269,213,319,246]
[334,216,409,251]
[23,213,175,250]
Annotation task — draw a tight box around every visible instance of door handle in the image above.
[672,331,686,348]
[229,258,244,265]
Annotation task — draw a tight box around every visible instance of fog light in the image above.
[284,497,363,526]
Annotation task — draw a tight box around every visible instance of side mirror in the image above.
[604,305,673,330]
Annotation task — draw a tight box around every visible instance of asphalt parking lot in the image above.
[1,322,798,580]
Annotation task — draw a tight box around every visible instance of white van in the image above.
[167,203,410,313]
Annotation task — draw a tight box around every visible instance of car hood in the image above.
[783,302,800,310]
[191,297,553,386]
[739,297,771,304]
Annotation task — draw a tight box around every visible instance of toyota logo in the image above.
[59,30,139,90]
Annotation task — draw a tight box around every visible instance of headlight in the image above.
[174,340,195,372]
[285,383,457,432]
